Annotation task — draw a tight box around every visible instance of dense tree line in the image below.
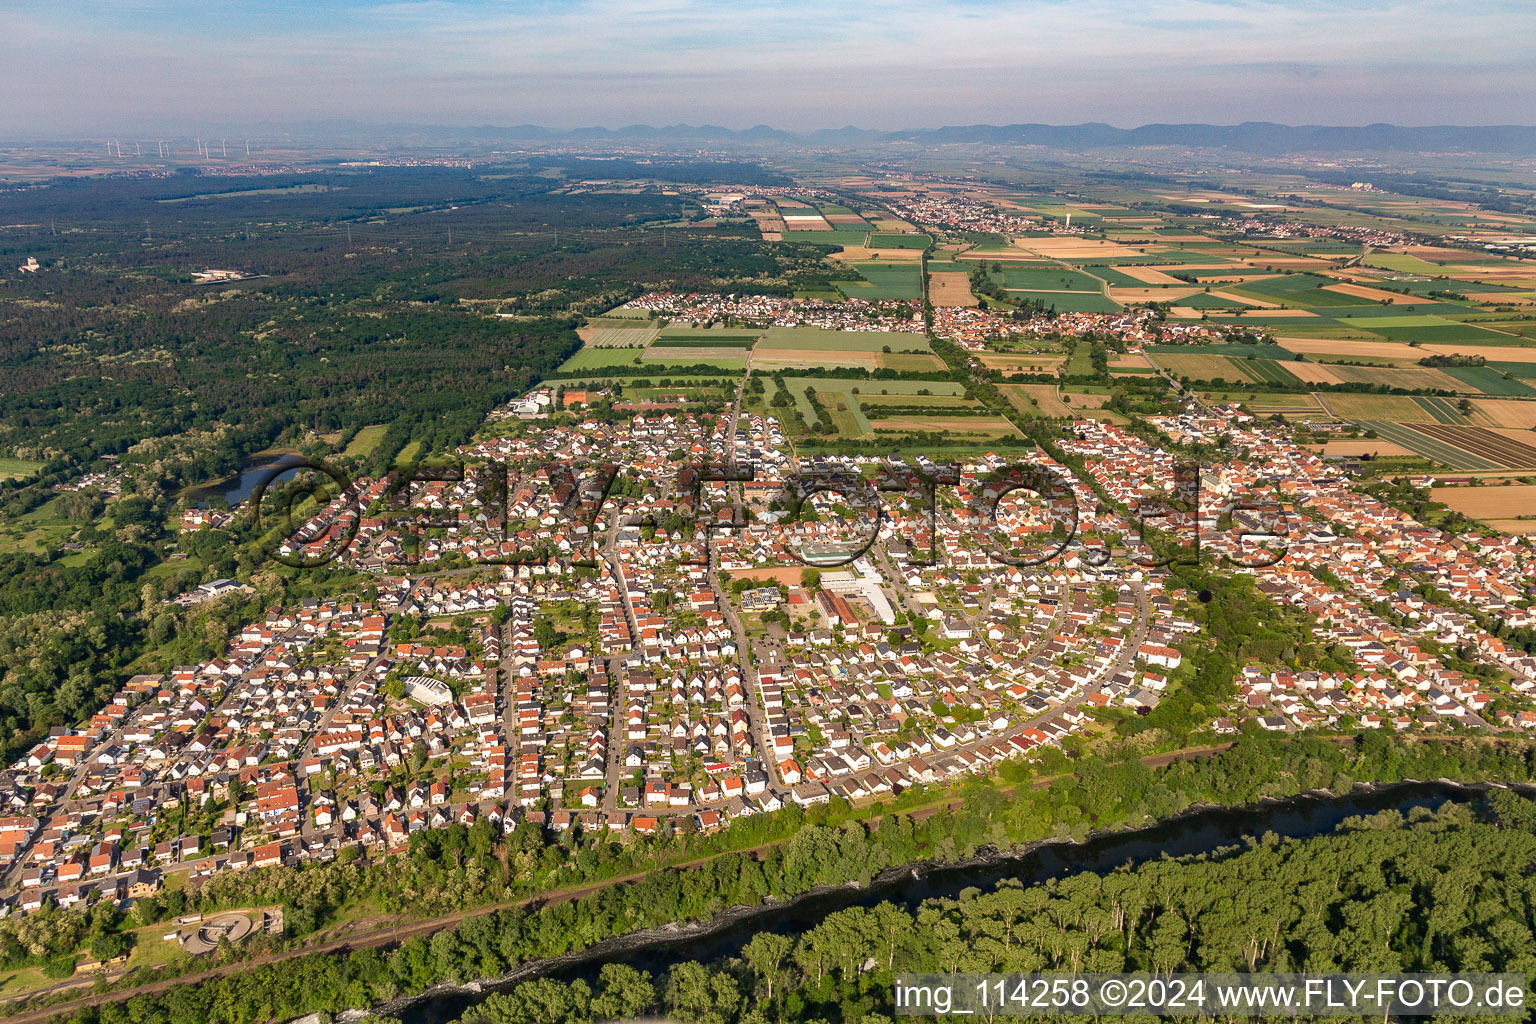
[455,792,1536,1024]
[22,733,1536,1023]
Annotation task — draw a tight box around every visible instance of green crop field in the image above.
[655,327,764,341]
[1239,359,1304,386]
[833,263,923,300]
[342,425,389,459]
[868,233,930,249]
[640,350,748,369]
[782,230,870,246]
[1364,253,1451,276]
[1148,344,1295,359]
[0,458,43,481]
[1007,290,1122,313]
[1442,366,1536,396]
[991,268,1105,291]
[558,348,646,371]
[1364,323,1511,344]
[758,327,930,352]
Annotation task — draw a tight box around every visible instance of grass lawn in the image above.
[342,424,389,458]
[0,457,42,480]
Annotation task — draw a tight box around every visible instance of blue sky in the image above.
[3,0,1533,134]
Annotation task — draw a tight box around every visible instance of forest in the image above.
[0,166,842,762]
[450,791,1536,1024]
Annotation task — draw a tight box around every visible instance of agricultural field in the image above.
[341,425,389,459]
[868,232,930,249]
[1316,393,1469,422]
[974,352,1067,373]
[558,347,647,371]
[1009,290,1122,313]
[1200,391,1326,414]
[1350,420,1536,471]
[1442,366,1536,396]
[578,319,662,347]
[1431,484,1536,526]
[752,327,941,372]
[1001,383,1072,418]
[928,273,975,308]
[1467,400,1536,430]
[773,377,982,441]
[1150,352,1259,383]
[833,263,923,300]
[0,457,42,481]
[990,267,1107,291]
[1289,363,1466,391]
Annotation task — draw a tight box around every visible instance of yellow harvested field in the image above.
[958,250,1047,262]
[928,273,976,307]
[870,416,1021,436]
[1109,287,1202,303]
[1286,363,1346,385]
[1116,266,1185,285]
[1431,484,1536,520]
[1323,283,1418,304]
[1278,337,1423,360]
[975,352,1066,372]
[1015,237,1142,259]
[1468,402,1536,429]
[1002,384,1071,417]
[1467,291,1536,305]
[1210,290,1277,307]
[1169,307,1205,319]
[752,350,877,370]
[1314,394,1440,420]
[829,247,923,262]
[1481,520,1536,534]
[1311,440,1417,458]
[1252,257,1335,269]
[1110,352,1153,369]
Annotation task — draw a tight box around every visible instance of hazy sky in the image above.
[4,0,1534,134]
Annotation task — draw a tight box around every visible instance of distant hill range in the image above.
[260,119,1536,156]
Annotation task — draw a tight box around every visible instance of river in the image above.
[186,454,309,507]
[390,780,1509,1024]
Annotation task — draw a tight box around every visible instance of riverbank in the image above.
[8,734,1530,1024]
[385,778,1515,1024]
